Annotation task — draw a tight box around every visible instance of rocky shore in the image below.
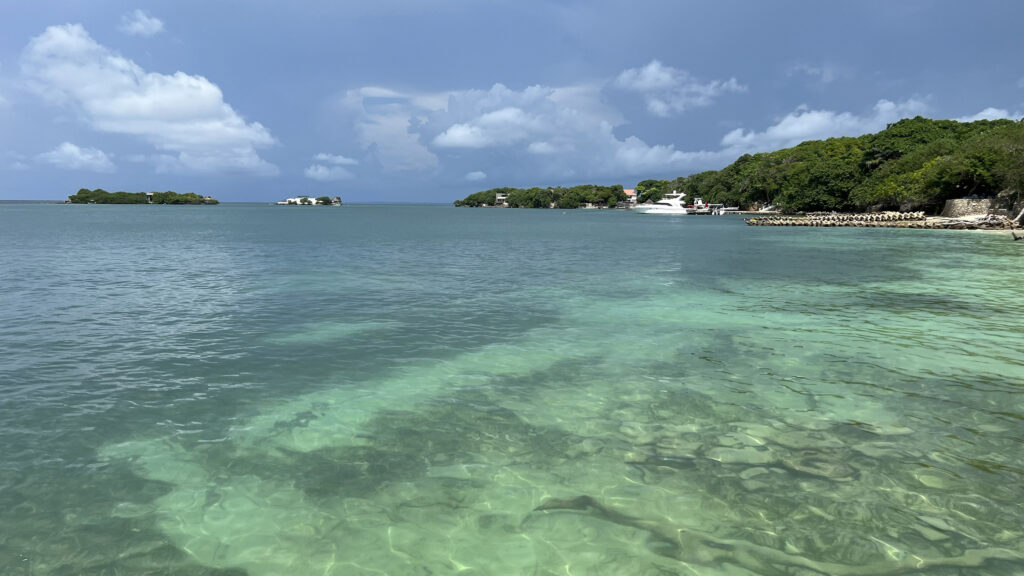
[744,211,1018,231]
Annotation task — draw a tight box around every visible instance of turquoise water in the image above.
[1,203,1022,575]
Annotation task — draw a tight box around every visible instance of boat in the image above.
[689,198,731,215]
[632,191,690,214]
[689,197,715,215]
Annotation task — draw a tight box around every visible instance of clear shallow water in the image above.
[1,203,1022,575]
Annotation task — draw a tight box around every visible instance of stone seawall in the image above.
[941,198,994,218]
[745,211,1017,230]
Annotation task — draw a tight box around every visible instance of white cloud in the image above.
[333,81,718,179]
[615,60,678,91]
[336,75,947,184]
[119,10,164,37]
[434,106,543,148]
[337,82,633,176]
[37,142,115,172]
[464,170,486,181]
[611,135,726,173]
[720,99,930,154]
[614,60,746,117]
[305,152,358,180]
[313,152,358,165]
[527,141,572,155]
[954,107,1023,122]
[338,87,440,171]
[21,24,276,175]
[414,82,730,177]
[304,164,353,181]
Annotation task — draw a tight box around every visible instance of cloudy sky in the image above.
[1,1,1022,202]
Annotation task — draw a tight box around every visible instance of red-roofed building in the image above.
[623,189,637,205]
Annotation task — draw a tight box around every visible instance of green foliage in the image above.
[68,189,215,205]
[315,196,333,205]
[667,116,1023,213]
[452,117,1024,214]
[635,179,670,204]
[455,185,625,209]
[506,187,556,208]
[453,189,498,207]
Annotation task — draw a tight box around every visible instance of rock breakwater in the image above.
[745,211,1018,230]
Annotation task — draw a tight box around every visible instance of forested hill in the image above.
[639,116,1024,213]
[455,117,1024,214]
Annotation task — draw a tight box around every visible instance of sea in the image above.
[1,202,1022,575]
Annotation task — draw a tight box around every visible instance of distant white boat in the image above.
[633,191,690,215]
[690,198,732,215]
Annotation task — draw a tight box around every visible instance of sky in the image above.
[1,1,1022,203]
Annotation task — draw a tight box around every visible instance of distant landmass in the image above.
[454,185,626,209]
[276,196,342,206]
[67,188,218,205]
[455,117,1024,215]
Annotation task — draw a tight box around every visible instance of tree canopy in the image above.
[68,189,217,205]
[454,184,626,208]
[453,117,1024,213]
[676,117,1024,213]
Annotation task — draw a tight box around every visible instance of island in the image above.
[276,196,342,206]
[454,185,626,209]
[67,188,218,205]
[453,116,1024,223]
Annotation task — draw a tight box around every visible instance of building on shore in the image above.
[276,196,342,206]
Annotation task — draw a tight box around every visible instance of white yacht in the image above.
[633,191,690,214]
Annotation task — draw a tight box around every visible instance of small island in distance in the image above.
[67,188,218,205]
[276,195,342,206]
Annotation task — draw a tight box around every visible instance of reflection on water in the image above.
[1,205,1022,575]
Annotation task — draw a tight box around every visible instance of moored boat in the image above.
[633,191,690,215]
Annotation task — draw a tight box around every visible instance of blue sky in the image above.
[1,1,1022,203]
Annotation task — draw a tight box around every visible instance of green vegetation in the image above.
[68,188,217,205]
[454,184,626,208]
[454,117,1024,214]
[655,117,1024,213]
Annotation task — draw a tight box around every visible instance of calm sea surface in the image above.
[1,203,1023,575]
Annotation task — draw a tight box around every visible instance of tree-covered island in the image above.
[454,184,627,208]
[454,117,1024,215]
[67,188,218,204]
